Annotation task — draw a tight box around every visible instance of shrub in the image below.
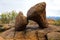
[54,19,60,26]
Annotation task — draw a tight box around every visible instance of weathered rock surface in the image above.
[0,25,60,40]
[15,12,28,31]
[47,32,60,40]
[27,2,48,28]
[0,28,46,40]
[0,36,4,40]
[0,28,15,39]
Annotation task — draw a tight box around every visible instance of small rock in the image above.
[15,12,28,31]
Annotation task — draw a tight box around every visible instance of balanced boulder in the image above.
[27,2,48,29]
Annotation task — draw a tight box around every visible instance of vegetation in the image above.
[54,19,60,26]
[0,10,18,32]
[0,10,17,24]
[47,19,60,26]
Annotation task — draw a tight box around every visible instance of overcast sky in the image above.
[0,0,60,17]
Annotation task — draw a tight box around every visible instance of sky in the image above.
[0,0,60,17]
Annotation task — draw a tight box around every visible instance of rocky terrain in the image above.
[0,25,60,40]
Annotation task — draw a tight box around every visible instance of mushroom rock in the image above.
[27,2,48,29]
[15,12,28,31]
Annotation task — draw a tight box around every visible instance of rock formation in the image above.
[27,2,48,28]
[15,12,28,31]
[1,2,60,40]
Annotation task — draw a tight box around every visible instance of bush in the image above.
[54,19,60,26]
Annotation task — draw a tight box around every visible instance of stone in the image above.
[0,36,4,40]
[0,28,14,39]
[27,2,48,28]
[14,31,26,40]
[47,32,60,40]
[15,12,28,31]
[27,20,39,28]
[1,25,60,40]
[26,30,38,40]
[37,30,47,40]
[0,28,26,40]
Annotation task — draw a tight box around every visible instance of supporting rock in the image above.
[15,12,28,31]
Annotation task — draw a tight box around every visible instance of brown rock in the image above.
[0,36,4,40]
[0,28,14,40]
[15,12,28,31]
[26,30,38,40]
[38,30,47,40]
[27,2,48,28]
[1,25,60,40]
[14,31,26,40]
[0,28,26,40]
[47,32,60,40]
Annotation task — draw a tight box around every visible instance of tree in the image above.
[0,10,17,24]
[11,10,17,20]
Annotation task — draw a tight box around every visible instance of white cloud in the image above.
[46,0,60,17]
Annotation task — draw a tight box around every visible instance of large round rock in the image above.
[27,2,48,28]
[15,12,27,31]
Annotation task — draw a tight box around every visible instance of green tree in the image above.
[11,11,17,20]
[0,10,17,24]
[1,13,8,23]
[55,19,60,26]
